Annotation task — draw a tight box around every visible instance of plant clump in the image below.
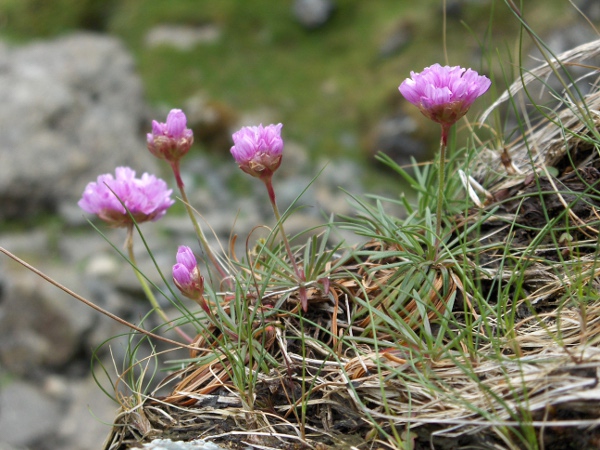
[2,7,600,450]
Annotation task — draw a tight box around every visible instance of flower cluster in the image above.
[79,62,489,315]
[230,123,284,180]
[399,63,490,128]
[78,167,174,227]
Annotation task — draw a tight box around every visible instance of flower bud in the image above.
[172,246,204,300]
[147,109,194,163]
[230,123,283,180]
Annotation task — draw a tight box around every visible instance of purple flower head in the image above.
[399,64,490,128]
[230,123,284,180]
[172,246,204,300]
[78,166,174,227]
[147,109,194,163]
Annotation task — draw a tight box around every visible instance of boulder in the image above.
[0,33,157,221]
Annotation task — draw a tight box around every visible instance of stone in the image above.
[56,374,118,450]
[142,439,224,450]
[0,33,157,221]
[0,266,96,375]
[182,93,238,153]
[368,114,429,168]
[0,380,61,447]
[576,0,600,21]
[292,0,336,29]
[518,23,600,120]
[145,24,221,50]
[379,21,414,59]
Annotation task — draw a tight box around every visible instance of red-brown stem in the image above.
[263,176,307,310]
[435,124,451,257]
[263,176,303,280]
[170,160,185,193]
[171,161,229,281]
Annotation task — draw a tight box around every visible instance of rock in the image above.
[379,21,414,59]
[519,22,600,118]
[0,33,157,221]
[543,21,598,57]
[444,0,465,20]
[368,114,429,168]
[576,0,600,21]
[56,374,118,450]
[442,0,492,20]
[292,0,336,29]
[0,380,61,447]
[183,93,238,153]
[145,24,221,50]
[0,266,96,375]
[142,439,224,450]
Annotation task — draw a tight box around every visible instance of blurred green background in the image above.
[0,0,582,172]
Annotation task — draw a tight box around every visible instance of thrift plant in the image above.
[399,64,490,253]
[231,123,308,310]
[230,123,284,182]
[4,5,598,447]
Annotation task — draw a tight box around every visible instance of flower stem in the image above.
[125,224,193,343]
[263,177,307,309]
[435,125,450,257]
[264,177,302,279]
[170,161,228,281]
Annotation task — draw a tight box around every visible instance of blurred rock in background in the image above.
[0,33,156,222]
[292,0,336,29]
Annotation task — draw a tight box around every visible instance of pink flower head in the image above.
[399,64,490,128]
[172,246,204,300]
[230,123,283,180]
[78,167,174,227]
[147,109,194,163]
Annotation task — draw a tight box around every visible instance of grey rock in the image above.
[56,374,117,450]
[0,33,157,221]
[443,0,492,20]
[0,266,96,375]
[292,0,335,29]
[370,114,429,167]
[142,439,225,450]
[576,0,600,22]
[145,24,222,50]
[183,93,237,153]
[513,23,600,127]
[379,22,414,59]
[0,380,61,446]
